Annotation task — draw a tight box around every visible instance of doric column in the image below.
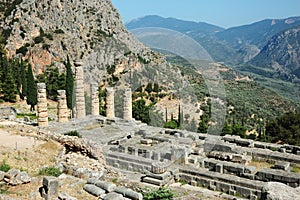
[123,88,132,121]
[37,83,48,127]
[57,90,68,122]
[105,87,115,119]
[90,83,99,116]
[75,62,86,119]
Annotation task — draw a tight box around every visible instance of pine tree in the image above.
[65,56,74,110]
[221,122,232,136]
[26,64,37,111]
[198,113,209,133]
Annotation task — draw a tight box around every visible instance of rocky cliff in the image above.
[0,0,168,86]
[250,26,300,82]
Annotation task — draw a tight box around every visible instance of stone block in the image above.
[229,189,236,196]
[244,166,256,174]
[274,161,290,171]
[216,163,223,173]
[41,176,59,200]
[236,186,251,198]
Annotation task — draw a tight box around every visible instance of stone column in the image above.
[57,90,68,122]
[75,62,86,119]
[106,87,115,119]
[123,88,132,121]
[90,83,99,116]
[37,83,48,127]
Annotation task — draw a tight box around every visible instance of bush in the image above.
[0,160,11,172]
[143,187,174,200]
[64,130,82,138]
[54,29,65,34]
[38,167,62,177]
[33,36,44,44]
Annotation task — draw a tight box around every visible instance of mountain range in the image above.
[126,15,300,101]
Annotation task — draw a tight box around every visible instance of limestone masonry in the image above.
[75,62,86,119]
[37,83,48,127]
[57,90,68,123]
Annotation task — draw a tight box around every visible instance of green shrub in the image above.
[143,187,174,200]
[0,160,11,172]
[64,130,82,138]
[38,167,62,177]
[54,29,65,34]
[33,36,44,44]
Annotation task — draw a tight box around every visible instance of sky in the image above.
[111,0,300,28]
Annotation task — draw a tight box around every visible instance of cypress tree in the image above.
[26,64,37,111]
[20,60,27,99]
[65,56,74,110]
[1,59,17,102]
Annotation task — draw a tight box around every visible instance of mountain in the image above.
[216,17,300,49]
[126,15,224,36]
[248,26,300,82]
[126,15,246,64]
[216,16,300,62]
[127,15,300,64]
[0,0,166,86]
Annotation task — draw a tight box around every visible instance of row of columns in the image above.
[37,64,133,127]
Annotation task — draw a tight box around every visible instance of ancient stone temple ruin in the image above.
[90,83,99,116]
[106,87,115,119]
[37,83,48,127]
[75,62,86,119]
[57,90,68,122]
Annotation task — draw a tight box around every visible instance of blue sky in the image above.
[111,0,300,28]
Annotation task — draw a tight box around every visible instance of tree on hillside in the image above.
[65,56,74,110]
[1,58,17,102]
[266,112,300,145]
[20,60,27,99]
[26,64,37,111]
[198,113,209,133]
[132,99,151,124]
[221,122,233,136]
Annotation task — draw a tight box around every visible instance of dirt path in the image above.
[0,121,43,150]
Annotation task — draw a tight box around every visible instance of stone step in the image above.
[142,176,173,186]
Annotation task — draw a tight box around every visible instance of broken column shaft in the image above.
[57,90,68,122]
[37,83,48,127]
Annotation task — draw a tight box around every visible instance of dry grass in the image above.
[247,160,274,171]
[0,140,63,176]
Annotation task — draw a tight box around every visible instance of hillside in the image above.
[249,26,300,82]
[165,54,297,129]
[0,0,169,87]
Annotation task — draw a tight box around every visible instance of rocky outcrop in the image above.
[250,26,300,82]
[1,169,31,186]
[262,182,300,200]
[1,0,153,82]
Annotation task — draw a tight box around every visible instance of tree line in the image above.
[0,34,74,111]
